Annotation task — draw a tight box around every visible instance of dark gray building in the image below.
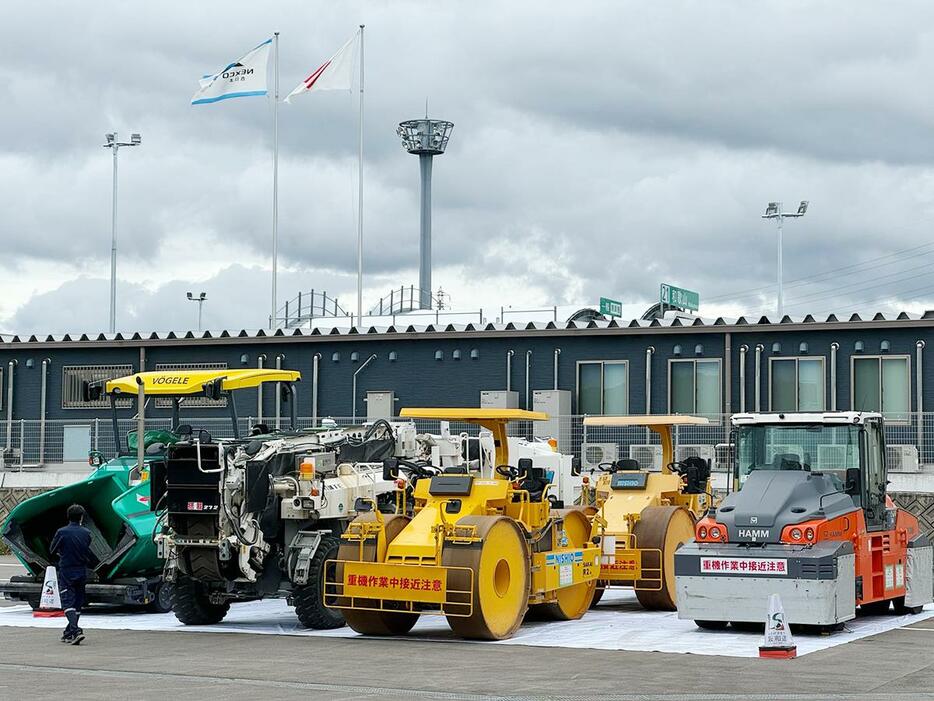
[0,311,930,425]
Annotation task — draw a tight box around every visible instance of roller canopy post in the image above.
[228,392,240,439]
[135,376,145,472]
[287,384,297,430]
[110,395,122,456]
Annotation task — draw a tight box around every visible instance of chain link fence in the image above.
[1,413,932,471]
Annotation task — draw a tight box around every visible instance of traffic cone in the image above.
[33,566,65,618]
[759,593,796,659]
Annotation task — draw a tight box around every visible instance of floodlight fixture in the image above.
[797,200,808,216]
[105,133,115,145]
[398,117,454,309]
[131,133,142,145]
[763,202,779,218]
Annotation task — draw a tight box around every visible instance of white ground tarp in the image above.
[0,590,930,658]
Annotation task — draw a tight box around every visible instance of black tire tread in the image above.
[172,575,229,625]
[293,535,345,630]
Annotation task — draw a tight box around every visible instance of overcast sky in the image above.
[2,1,934,334]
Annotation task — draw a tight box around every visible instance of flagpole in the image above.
[356,24,365,325]
[271,31,280,329]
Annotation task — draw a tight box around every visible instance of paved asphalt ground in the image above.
[0,557,932,701]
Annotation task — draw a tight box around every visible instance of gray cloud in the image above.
[3,0,934,334]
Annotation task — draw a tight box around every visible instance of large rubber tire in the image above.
[293,535,345,630]
[172,575,230,625]
[633,506,695,611]
[147,580,174,613]
[532,510,597,620]
[443,516,530,640]
[339,514,420,636]
[589,581,607,608]
[26,595,41,611]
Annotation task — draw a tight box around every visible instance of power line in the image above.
[782,261,934,307]
[762,278,934,318]
[703,240,934,303]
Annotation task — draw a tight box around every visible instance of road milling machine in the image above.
[152,382,411,629]
[676,412,934,630]
[325,408,600,640]
[579,415,716,610]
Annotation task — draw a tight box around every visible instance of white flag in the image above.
[285,32,359,103]
[192,38,272,105]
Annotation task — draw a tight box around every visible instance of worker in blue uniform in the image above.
[49,504,92,645]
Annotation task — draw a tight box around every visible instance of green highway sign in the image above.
[660,283,699,312]
[599,297,623,317]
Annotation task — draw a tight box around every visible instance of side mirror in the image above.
[83,382,103,402]
[845,467,861,495]
[204,378,223,401]
[570,457,581,477]
[382,458,400,482]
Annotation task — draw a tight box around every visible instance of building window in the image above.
[153,363,228,407]
[577,361,628,414]
[769,357,824,412]
[62,364,134,409]
[851,355,910,421]
[669,359,721,416]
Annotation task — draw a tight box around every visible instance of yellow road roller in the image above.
[579,415,716,610]
[325,408,600,640]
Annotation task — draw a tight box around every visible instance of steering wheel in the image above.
[396,458,440,480]
[597,462,616,473]
[668,461,687,474]
[496,464,524,480]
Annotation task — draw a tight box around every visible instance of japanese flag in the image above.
[285,31,359,103]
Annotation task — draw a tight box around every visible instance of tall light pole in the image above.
[187,292,207,331]
[762,200,808,317]
[103,132,141,333]
[397,117,454,309]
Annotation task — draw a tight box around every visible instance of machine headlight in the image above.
[790,528,802,540]
[709,527,721,540]
[804,527,815,541]
[698,526,708,539]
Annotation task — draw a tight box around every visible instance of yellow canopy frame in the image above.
[399,408,548,471]
[103,368,301,396]
[582,415,710,473]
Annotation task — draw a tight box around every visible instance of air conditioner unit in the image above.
[675,444,715,465]
[715,443,734,471]
[886,445,920,473]
[630,444,664,471]
[581,443,618,471]
[817,445,851,470]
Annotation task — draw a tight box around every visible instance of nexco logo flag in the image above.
[191,38,272,105]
